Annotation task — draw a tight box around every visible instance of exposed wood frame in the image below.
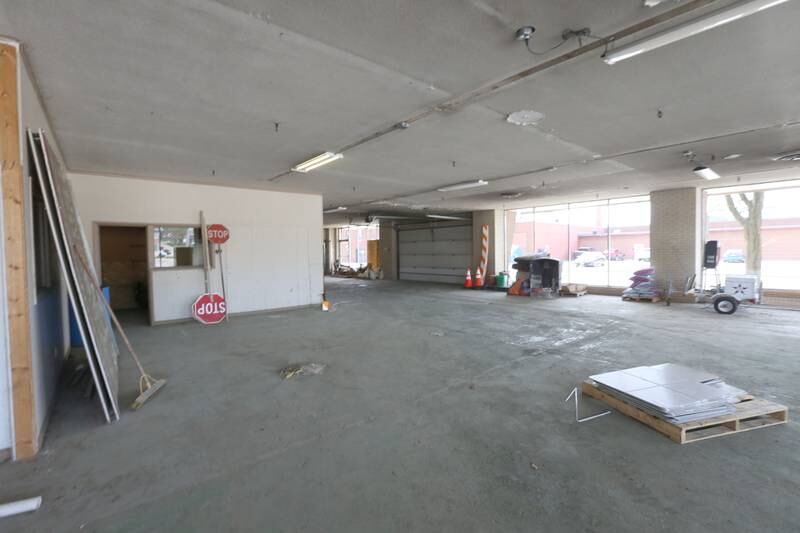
[0,42,36,459]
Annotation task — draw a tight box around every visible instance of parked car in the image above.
[722,249,745,263]
[605,248,625,261]
[574,251,607,267]
[572,246,594,260]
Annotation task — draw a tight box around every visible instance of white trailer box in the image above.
[724,275,760,302]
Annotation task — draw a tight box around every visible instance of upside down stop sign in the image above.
[192,293,227,325]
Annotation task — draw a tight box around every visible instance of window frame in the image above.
[151,224,208,271]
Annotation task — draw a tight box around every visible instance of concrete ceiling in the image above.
[2,0,799,222]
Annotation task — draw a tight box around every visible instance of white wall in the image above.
[69,174,323,322]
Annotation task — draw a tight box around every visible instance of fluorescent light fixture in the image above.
[604,0,791,65]
[426,214,470,220]
[437,179,489,192]
[291,152,343,173]
[323,206,348,214]
[693,165,722,180]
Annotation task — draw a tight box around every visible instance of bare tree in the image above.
[724,192,763,276]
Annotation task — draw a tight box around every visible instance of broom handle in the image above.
[74,248,148,378]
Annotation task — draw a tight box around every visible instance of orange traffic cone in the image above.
[474,268,484,288]
[464,268,473,288]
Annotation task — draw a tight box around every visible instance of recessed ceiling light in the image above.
[693,165,722,180]
[723,153,742,160]
[506,110,544,126]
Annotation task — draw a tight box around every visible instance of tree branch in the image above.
[725,194,748,225]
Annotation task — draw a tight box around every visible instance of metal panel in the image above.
[398,224,471,284]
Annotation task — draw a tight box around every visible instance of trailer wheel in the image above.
[713,295,738,315]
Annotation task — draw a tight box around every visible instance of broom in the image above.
[75,250,166,409]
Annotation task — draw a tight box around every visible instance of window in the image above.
[505,196,651,288]
[608,197,651,287]
[706,181,800,290]
[29,145,59,291]
[336,224,379,268]
[153,226,204,268]
[534,205,570,281]
[505,208,534,271]
[569,201,609,286]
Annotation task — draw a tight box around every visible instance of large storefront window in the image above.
[609,197,651,287]
[706,181,800,290]
[505,208,534,268]
[534,205,570,281]
[568,201,609,286]
[504,196,651,287]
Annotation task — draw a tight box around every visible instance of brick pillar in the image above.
[650,188,702,295]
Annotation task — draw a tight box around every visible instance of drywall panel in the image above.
[70,174,323,321]
[30,131,117,421]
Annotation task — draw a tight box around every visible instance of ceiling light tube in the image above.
[425,214,470,220]
[693,165,722,180]
[603,0,791,65]
[323,206,348,214]
[437,179,489,192]
[292,152,343,173]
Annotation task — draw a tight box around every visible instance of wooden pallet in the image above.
[622,295,661,303]
[581,381,788,444]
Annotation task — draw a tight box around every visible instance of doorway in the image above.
[98,225,149,323]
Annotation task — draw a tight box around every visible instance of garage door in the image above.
[398,224,472,284]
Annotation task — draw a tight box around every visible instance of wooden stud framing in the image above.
[0,43,36,459]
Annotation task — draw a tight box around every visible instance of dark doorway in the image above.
[98,226,149,322]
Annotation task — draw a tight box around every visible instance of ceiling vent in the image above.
[774,150,800,162]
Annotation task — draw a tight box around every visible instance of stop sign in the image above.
[192,293,227,325]
[207,224,230,244]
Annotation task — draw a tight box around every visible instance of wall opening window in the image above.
[29,147,59,292]
[336,224,379,268]
[706,181,800,290]
[153,226,204,268]
[505,196,651,288]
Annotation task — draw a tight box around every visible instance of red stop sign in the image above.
[207,224,230,244]
[192,293,227,325]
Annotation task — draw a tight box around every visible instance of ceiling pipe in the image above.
[268,0,720,182]
[345,119,800,211]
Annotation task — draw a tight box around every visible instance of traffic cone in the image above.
[474,268,484,288]
[464,268,473,289]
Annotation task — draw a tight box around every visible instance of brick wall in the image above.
[650,188,701,292]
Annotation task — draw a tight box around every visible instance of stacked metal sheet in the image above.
[590,364,746,423]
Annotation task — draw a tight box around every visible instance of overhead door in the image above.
[398,224,472,284]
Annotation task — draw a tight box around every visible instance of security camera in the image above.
[515,26,535,41]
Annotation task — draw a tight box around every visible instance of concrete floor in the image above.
[1,278,799,532]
